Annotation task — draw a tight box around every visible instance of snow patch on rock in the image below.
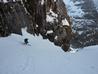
[62,18,70,26]
[46,9,58,23]
[54,36,58,40]
[41,0,44,5]
[47,30,53,34]
[54,0,56,2]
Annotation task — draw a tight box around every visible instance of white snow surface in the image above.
[0,29,98,74]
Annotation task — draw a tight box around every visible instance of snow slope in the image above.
[0,29,98,74]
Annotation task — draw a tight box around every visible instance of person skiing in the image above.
[24,38,29,44]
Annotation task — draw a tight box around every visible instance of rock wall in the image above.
[70,0,98,48]
[0,0,72,52]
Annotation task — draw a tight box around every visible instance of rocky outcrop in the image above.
[0,2,32,36]
[0,0,72,52]
[70,0,98,48]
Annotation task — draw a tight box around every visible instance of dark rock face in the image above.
[0,0,72,52]
[0,2,33,36]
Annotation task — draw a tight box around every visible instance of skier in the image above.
[24,38,29,44]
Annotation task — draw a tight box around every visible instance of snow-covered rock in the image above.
[64,0,98,49]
